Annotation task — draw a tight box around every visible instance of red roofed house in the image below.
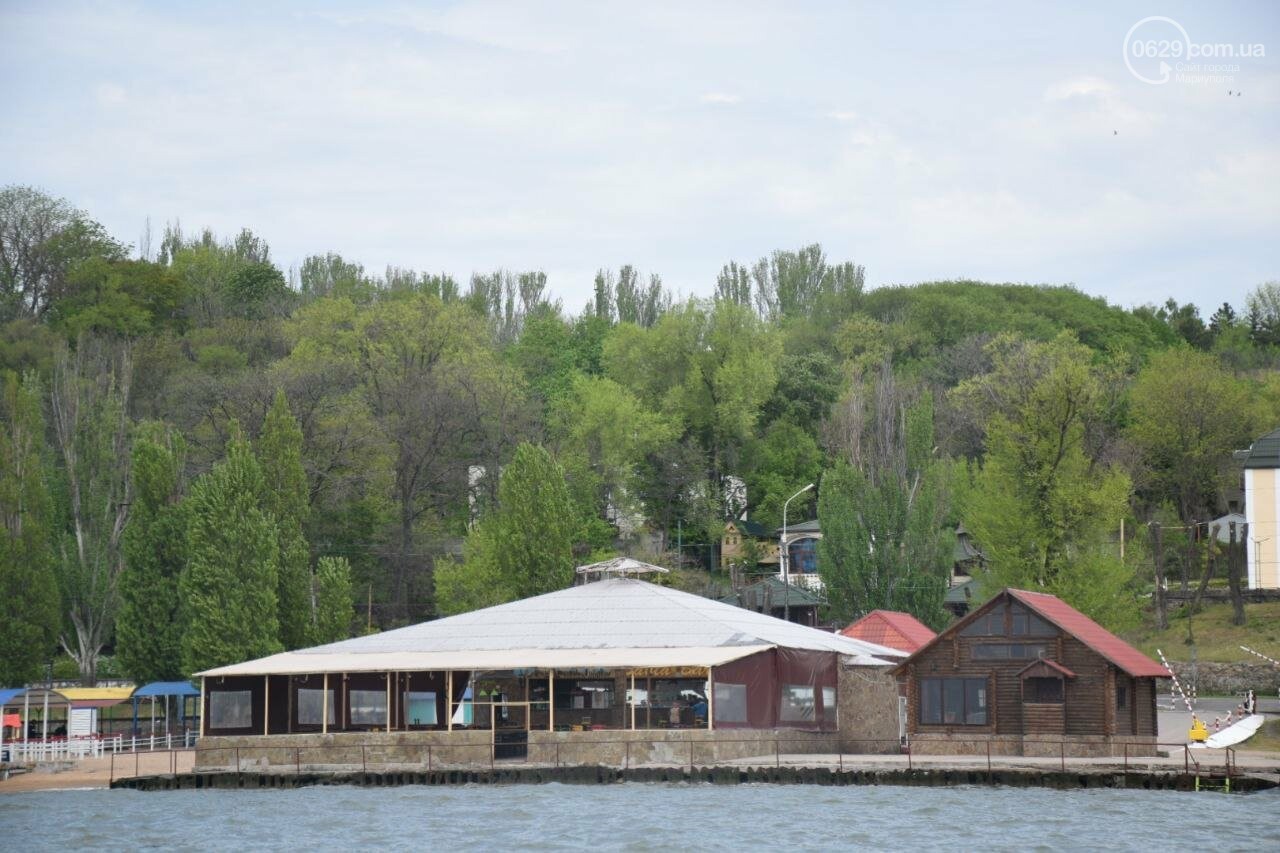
[893,588,1170,757]
[840,610,937,655]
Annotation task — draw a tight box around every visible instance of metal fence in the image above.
[2,731,199,763]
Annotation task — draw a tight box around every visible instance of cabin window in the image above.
[919,677,987,725]
[971,643,1049,660]
[209,690,254,730]
[1010,607,1055,637]
[405,691,438,726]
[713,683,748,723]
[1116,685,1127,710]
[779,685,816,721]
[350,689,387,726]
[822,687,837,728]
[1024,677,1064,703]
[297,688,335,726]
[960,609,1003,637]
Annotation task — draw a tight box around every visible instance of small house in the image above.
[840,611,937,655]
[894,588,1170,757]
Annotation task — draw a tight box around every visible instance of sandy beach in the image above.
[0,751,194,794]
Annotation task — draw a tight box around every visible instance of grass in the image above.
[1245,718,1280,753]
[1121,600,1280,663]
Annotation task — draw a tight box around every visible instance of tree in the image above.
[954,334,1137,628]
[181,426,281,675]
[312,556,354,643]
[742,420,823,529]
[439,444,575,614]
[0,371,60,685]
[817,376,952,628]
[49,339,134,684]
[117,421,188,683]
[257,388,313,649]
[0,185,123,321]
[1245,281,1280,347]
[1127,347,1259,522]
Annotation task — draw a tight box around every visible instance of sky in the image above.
[2,0,1277,314]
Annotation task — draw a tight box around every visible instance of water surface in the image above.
[3,783,1278,851]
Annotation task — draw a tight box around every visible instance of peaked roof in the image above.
[728,519,772,538]
[1005,589,1170,678]
[200,578,903,677]
[1243,427,1280,469]
[840,610,937,654]
[779,519,821,535]
[895,589,1170,679]
[718,576,823,608]
[1018,658,1077,679]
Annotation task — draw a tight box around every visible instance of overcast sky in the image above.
[2,1,1277,313]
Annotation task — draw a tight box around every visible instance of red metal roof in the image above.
[840,610,937,654]
[1007,589,1171,678]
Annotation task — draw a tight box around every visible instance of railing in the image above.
[2,731,199,764]
[188,734,1237,778]
[109,748,195,783]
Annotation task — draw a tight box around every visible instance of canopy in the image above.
[60,687,133,709]
[133,681,201,698]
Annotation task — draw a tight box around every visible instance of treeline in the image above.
[2,184,1278,685]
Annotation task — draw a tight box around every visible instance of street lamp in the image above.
[781,483,815,623]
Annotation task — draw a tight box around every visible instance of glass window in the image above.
[779,685,816,722]
[350,689,387,726]
[920,679,942,725]
[822,686,837,727]
[919,678,987,726]
[1116,684,1127,709]
[964,680,987,724]
[1024,677,1063,703]
[972,643,1048,660]
[405,691,437,726]
[960,608,1003,637]
[209,690,253,730]
[713,683,748,723]
[297,688,335,726]
[788,538,819,574]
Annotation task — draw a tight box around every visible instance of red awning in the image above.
[2,713,20,727]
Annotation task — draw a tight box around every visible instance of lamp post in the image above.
[781,483,815,623]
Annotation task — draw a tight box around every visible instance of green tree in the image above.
[955,334,1136,628]
[817,387,952,628]
[439,444,575,614]
[742,420,823,529]
[312,555,354,643]
[257,388,313,648]
[1127,347,1259,521]
[181,426,281,674]
[0,371,60,685]
[117,421,188,683]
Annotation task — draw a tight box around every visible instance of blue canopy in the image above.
[132,681,200,698]
[0,688,26,706]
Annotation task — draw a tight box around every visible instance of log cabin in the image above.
[894,589,1170,757]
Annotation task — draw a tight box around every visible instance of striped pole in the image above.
[1240,645,1280,668]
[1156,648,1194,713]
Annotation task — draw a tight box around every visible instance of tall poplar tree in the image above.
[117,421,188,683]
[0,371,60,685]
[181,425,281,675]
[257,389,312,648]
[313,555,355,643]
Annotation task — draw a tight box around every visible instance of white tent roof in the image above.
[199,578,903,677]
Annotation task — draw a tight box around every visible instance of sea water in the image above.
[2,783,1278,850]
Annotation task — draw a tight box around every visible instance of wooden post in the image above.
[199,677,206,738]
[446,671,453,732]
[707,667,715,731]
[548,670,554,731]
[321,673,329,734]
[263,676,270,736]
[629,673,636,730]
[386,672,392,733]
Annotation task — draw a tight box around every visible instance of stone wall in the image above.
[1159,661,1280,697]
[194,728,841,772]
[908,733,1159,758]
[836,665,902,754]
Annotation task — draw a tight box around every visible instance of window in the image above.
[713,683,748,723]
[1024,677,1064,703]
[1010,606,1056,637]
[405,691,438,726]
[822,686,837,728]
[779,685,816,722]
[960,609,1003,637]
[788,538,818,574]
[297,688,335,726]
[918,678,987,726]
[1116,684,1127,710]
[350,689,387,726]
[209,690,253,730]
[971,643,1048,660]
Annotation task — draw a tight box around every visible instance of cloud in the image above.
[700,92,743,105]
